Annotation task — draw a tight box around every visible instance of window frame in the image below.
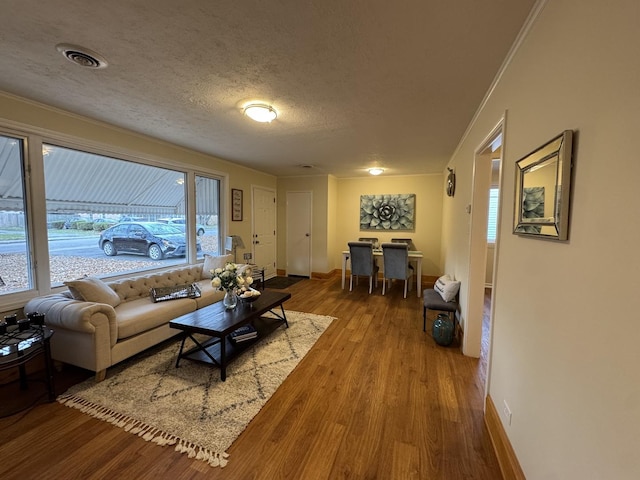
[0,123,228,311]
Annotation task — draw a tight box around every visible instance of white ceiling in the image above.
[0,0,536,178]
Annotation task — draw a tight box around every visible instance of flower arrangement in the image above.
[210,262,254,293]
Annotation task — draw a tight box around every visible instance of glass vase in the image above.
[223,289,238,310]
[432,313,454,346]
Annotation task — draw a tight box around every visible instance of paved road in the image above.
[0,227,218,259]
[0,236,103,257]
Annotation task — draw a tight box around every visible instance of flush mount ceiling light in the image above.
[368,167,385,176]
[56,43,108,69]
[243,103,277,123]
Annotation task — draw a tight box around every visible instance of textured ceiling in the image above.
[0,0,536,178]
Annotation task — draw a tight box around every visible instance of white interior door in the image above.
[286,191,311,277]
[252,186,277,279]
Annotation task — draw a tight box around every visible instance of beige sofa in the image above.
[24,264,226,381]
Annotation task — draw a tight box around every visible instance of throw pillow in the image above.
[434,275,461,302]
[201,254,234,279]
[64,276,121,307]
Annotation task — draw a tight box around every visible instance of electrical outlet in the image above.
[243,253,252,260]
[503,400,512,426]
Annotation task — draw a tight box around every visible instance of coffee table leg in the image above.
[220,335,227,381]
[267,305,289,328]
[175,334,187,368]
[279,305,289,328]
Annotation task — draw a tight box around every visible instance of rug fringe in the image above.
[57,393,228,468]
[174,439,229,467]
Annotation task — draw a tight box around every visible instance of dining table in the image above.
[341,249,423,297]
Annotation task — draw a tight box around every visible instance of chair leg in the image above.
[349,275,353,292]
[368,276,373,294]
[403,279,407,298]
[382,277,386,295]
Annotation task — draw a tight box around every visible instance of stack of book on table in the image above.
[230,324,258,343]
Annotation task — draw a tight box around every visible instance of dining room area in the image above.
[341,237,423,298]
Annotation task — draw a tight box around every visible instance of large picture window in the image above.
[195,175,221,259]
[42,144,221,285]
[0,131,223,303]
[0,134,32,296]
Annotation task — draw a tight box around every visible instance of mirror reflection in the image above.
[514,131,573,240]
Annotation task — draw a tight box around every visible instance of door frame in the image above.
[251,185,277,279]
[465,116,505,360]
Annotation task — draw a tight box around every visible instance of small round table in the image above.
[0,324,55,415]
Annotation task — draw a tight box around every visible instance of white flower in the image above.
[210,261,254,292]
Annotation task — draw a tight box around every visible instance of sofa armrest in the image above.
[24,294,118,346]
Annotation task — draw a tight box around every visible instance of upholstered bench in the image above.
[423,289,459,332]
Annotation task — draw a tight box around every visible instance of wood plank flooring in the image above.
[0,277,501,479]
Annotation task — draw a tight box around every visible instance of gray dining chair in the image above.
[348,241,379,294]
[391,238,415,275]
[381,242,413,298]
[391,238,414,250]
[358,237,379,249]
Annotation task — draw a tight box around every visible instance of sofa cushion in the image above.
[201,254,234,279]
[115,297,196,340]
[64,276,121,307]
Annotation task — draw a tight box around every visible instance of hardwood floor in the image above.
[0,277,501,479]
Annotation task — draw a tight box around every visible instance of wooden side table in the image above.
[0,324,55,416]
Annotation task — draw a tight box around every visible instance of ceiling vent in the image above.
[56,43,108,69]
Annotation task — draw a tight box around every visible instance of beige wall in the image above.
[277,173,444,278]
[336,174,443,276]
[0,92,276,263]
[443,0,640,477]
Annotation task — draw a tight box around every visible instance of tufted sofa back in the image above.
[109,265,204,303]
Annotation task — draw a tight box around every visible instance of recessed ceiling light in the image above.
[243,104,277,123]
[368,167,384,176]
[56,43,108,69]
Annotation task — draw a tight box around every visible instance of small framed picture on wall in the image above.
[231,188,243,221]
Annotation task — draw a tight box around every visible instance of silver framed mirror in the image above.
[513,130,573,240]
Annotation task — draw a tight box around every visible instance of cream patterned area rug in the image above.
[58,310,335,468]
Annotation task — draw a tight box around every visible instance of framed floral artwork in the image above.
[360,194,415,230]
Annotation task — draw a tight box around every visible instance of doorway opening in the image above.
[464,121,503,361]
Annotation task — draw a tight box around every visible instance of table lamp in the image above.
[225,235,245,263]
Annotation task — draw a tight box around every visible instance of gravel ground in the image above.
[0,254,165,293]
[0,236,220,294]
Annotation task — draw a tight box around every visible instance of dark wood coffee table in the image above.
[169,290,291,381]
